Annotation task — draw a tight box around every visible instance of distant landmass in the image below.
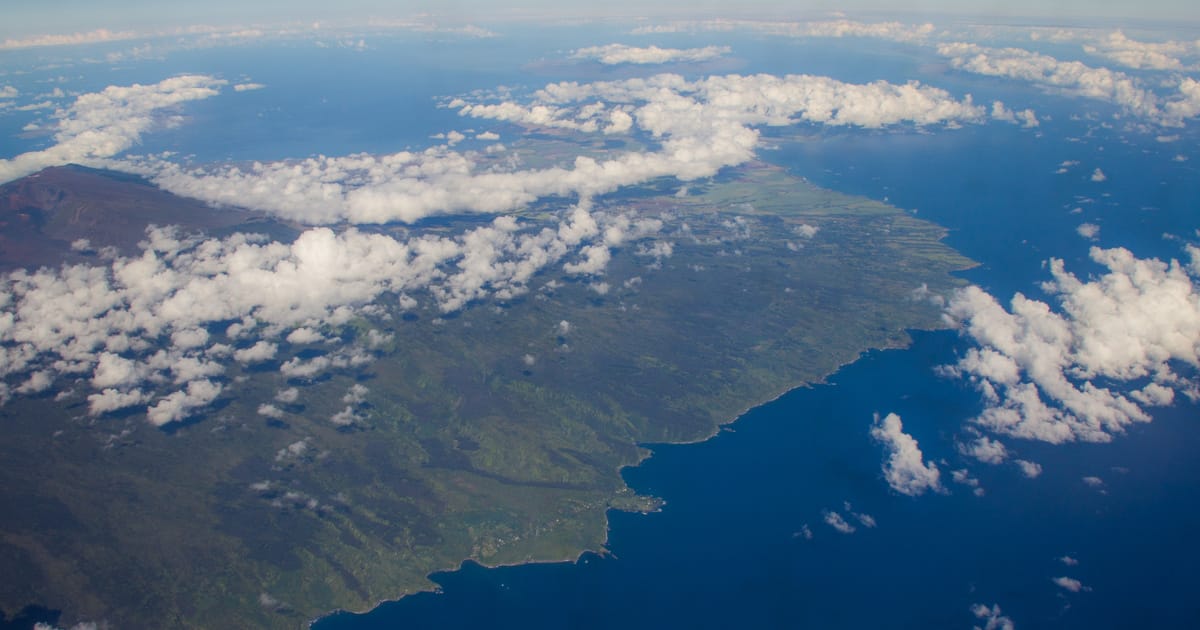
[0,165,296,271]
[0,157,972,628]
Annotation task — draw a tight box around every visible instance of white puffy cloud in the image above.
[990,101,1039,127]
[951,468,983,496]
[944,246,1200,445]
[330,406,360,426]
[15,370,54,394]
[364,329,392,349]
[1090,168,1107,182]
[274,387,299,403]
[146,379,222,426]
[275,438,308,461]
[971,603,1015,630]
[822,510,856,534]
[1059,555,1079,566]
[233,341,278,364]
[1052,576,1089,592]
[0,75,226,184]
[1076,223,1100,240]
[962,435,1009,464]
[233,82,265,92]
[843,501,876,528]
[0,86,17,99]
[572,44,730,65]
[91,352,145,389]
[87,388,150,415]
[342,383,368,405]
[1015,459,1043,478]
[871,412,943,496]
[171,327,210,350]
[286,327,326,344]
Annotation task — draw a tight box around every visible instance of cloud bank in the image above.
[136,72,986,225]
[0,200,664,424]
[937,43,1200,126]
[631,19,935,44]
[0,75,225,184]
[571,44,730,65]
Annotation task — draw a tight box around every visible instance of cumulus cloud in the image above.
[1076,223,1100,239]
[286,327,326,345]
[794,223,819,239]
[16,370,54,394]
[280,350,371,381]
[342,383,369,404]
[871,412,943,496]
[87,388,150,415]
[843,501,876,528]
[0,75,226,184]
[1090,168,1107,182]
[962,435,1009,464]
[233,82,266,92]
[275,437,309,461]
[330,406,361,426]
[146,379,222,426]
[572,43,730,65]
[822,510,856,534]
[1016,459,1043,478]
[943,246,1200,445]
[951,468,984,496]
[990,101,1039,127]
[971,603,1015,630]
[233,340,278,364]
[1052,576,1089,592]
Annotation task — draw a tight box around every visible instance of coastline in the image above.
[308,319,958,628]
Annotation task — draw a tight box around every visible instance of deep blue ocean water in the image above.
[3,26,1199,629]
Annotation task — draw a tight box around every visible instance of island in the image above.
[0,144,972,628]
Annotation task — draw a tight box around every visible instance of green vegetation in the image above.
[0,157,972,628]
